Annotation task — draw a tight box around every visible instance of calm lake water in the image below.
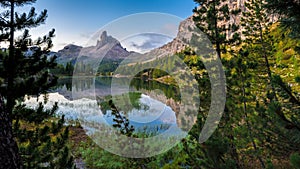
[24,77,183,135]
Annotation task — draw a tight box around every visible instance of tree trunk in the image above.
[259,22,300,131]
[0,95,22,169]
[0,0,22,167]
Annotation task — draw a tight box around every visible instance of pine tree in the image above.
[242,0,300,130]
[166,48,232,168]
[224,47,269,168]
[0,0,66,168]
[65,61,74,76]
[193,0,241,59]
[241,0,300,165]
[13,103,76,168]
[265,0,300,38]
[193,1,246,167]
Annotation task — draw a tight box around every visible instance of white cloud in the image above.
[121,33,172,53]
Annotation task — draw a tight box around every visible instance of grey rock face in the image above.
[56,31,132,64]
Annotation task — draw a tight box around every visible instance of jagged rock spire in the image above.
[96,31,119,47]
[101,31,108,40]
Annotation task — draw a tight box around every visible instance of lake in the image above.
[24,76,202,157]
[24,77,185,135]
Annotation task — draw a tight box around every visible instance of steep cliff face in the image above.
[154,0,278,55]
[224,0,277,24]
[136,16,195,63]
[220,0,278,38]
[157,16,195,54]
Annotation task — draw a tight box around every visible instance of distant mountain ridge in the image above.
[55,31,133,65]
[56,44,82,64]
[53,16,195,67]
[54,2,278,69]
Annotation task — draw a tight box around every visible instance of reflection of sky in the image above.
[103,94,178,134]
[24,92,177,130]
[129,94,176,123]
[122,33,173,53]
[24,93,103,123]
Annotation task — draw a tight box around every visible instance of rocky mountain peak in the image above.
[96,31,119,48]
[61,44,82,51]
[152,16,194,55]
[56,31,132,65]
[100,31,108,40]
[57,44,83,61]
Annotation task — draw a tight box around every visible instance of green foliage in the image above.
[97,58,123,76]
[130,78,181,101]
[79,144,125,169]
[290,153,300,169]
[296,76,300,84]
[78,140,164,169]
[116,55,179,78]
[73,60,94,75]
[265,0,300,38]
[13,102,76,169]
[193,0,241,58]
[79,1,300,168]
[154,1,300,168]
[269,24,300,91]
[65,61,74,76]
[99,92,143,114]
[0,0,77,168]
[108,100,135,136]
[50,61,74,76]
[1,0,299,168]
[77,100,162,169]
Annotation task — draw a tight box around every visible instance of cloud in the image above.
[131,40,157,51]
[123,33,172,53]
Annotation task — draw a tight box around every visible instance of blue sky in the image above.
[24,0,197,51]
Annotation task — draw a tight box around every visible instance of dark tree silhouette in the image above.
[0,0,58,168]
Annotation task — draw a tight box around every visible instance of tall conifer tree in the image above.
[242,0,300,130]
[193,0,241,59]
[265,0,300,38]
[241,0,300,165]
[0,0,66,168]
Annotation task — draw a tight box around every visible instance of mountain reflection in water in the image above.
[24,77,182,135]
